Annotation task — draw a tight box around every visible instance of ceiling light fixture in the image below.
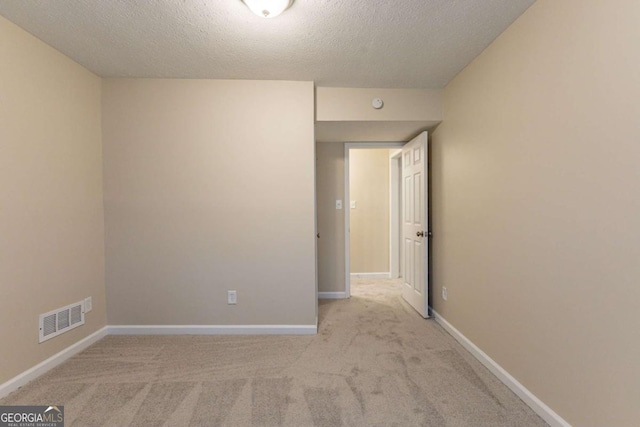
[242,0,294,19]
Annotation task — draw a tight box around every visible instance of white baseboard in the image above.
[0,326,108,399]
[350,272,391,279]
[431,310,571,427]
[108,324,317,335]
[318,292,347,299]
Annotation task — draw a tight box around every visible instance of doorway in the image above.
[344,142,405,298]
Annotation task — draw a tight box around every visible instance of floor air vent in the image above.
[39,301,85,343]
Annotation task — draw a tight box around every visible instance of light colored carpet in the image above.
[2,279,548,426]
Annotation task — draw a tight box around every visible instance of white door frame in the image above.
[344,142,406,298]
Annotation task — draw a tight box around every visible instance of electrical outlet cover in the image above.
[84,297,93,312]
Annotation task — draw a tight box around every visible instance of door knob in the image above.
[416,231,424,237]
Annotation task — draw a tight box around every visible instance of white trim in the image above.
[0,326,108,399]
[389,149,403,158]
[313,137,319,322]
[344,142,406,298]
[350,272,391,279]
[318,292,347,299]
[108,324,318,335]
[431,310,572,427]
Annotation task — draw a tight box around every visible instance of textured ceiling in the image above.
[0,0,535,88]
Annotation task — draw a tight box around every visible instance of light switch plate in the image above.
[335,200,343,210]
[350,201,356,209]
[227,290,237,305]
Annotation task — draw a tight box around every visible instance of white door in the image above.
[401,132,429,317]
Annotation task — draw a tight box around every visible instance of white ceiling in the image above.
[0,0,534,88]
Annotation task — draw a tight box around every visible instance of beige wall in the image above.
[316,142,345,292]
[0,16,106,384]
[316,87,442,122]
[349,149,390,273]
[431,0,640,425]
[102,79,316,326]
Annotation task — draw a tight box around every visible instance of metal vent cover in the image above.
[57,309,70,330]
[42,313,57,337]
[39,300,85,343]
[70,305,82,325]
